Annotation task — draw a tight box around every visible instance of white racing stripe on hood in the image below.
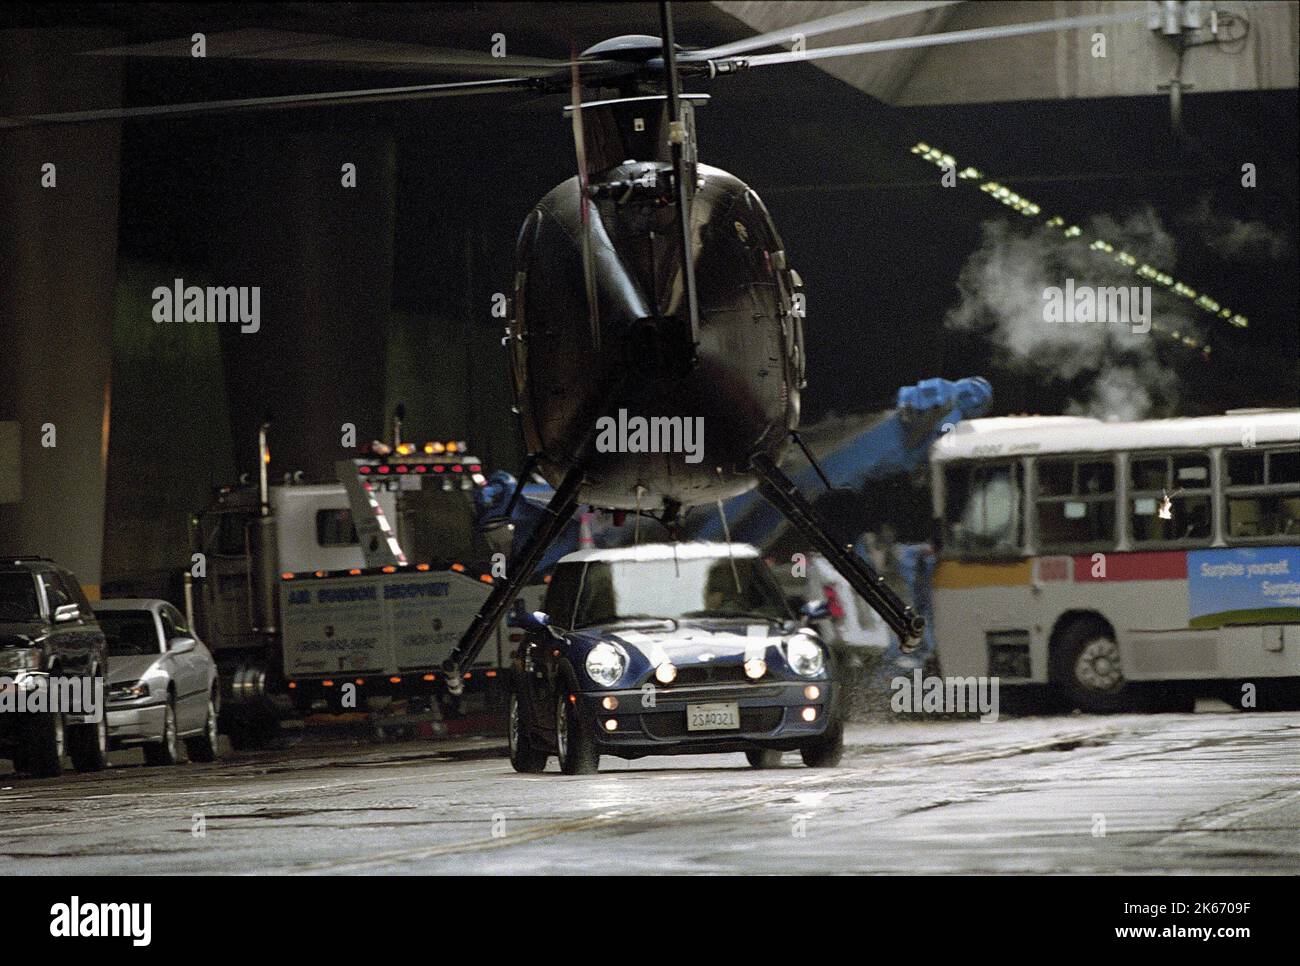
[612,629,670,668]
[612,626,777,666]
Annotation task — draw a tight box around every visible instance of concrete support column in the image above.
[0,29,121,596]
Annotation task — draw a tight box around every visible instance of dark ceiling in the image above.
[4,2,1296,418]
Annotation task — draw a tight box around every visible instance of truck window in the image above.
[316,508,359,547]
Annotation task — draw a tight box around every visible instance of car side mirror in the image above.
[507,600,550,633]
[799,599,830,621]
[53,603,80,623]
[168,635,197,654]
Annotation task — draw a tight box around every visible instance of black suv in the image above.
[0,557,109,776]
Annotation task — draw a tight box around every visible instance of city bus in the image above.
[929,409,1300,712]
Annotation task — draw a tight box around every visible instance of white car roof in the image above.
[932,410,1300,462]
[557,542,761,565]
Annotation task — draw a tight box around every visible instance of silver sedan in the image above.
[95,599,220,765]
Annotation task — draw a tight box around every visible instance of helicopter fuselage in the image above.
[509,159,806,515]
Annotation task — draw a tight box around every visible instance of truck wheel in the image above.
[184,694,220,762]
[555,692,599,775]
[20,709,64,778]
[508,691,548,773]
[1052,617,1129,714]
[745,749,783,768]
[800,717,844,768]
[143,700,180,766]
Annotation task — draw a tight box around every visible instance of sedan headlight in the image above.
[785,634,825,677]
[0,648,41,672]
[584,643,628,688]
[108,680,151,701]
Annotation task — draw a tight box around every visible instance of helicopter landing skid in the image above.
[442,462,585,694]
[750,452,925,653]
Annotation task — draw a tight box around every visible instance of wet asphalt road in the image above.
[1,709,1296,874]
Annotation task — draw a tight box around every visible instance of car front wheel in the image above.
[68,706,108,773]
[800,717,844,768]
[184,694,220,762]
[555,692,599,775]
[143,699,180,766]
[19,709,64,778]
[745,748,784,768]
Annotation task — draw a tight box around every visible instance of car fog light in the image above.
[655,662,677,684]
[602,695,619,711]
[804,685,821,700]
[801,706,817,723]
[604,718,618,731]
[744,658,766,680]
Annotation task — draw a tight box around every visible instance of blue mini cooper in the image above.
[506,543,843,774]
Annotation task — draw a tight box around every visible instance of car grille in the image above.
[668,664,747,687]
[642,706,783,739]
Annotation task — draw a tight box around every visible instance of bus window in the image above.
[1035,457,1116,549]
[943,461,1022,555]
[1225,446,1300,540]
[1130,451,1212,544]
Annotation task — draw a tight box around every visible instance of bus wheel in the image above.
[1052,618,1129,714]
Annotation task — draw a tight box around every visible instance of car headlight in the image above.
[0,648,41,672]
[584,642,628,688]
[785,634,825,677]
[109,681,151,701]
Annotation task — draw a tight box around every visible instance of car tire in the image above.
[800,717,844,768]
[67,707,108,774]
[508,690,548,773]
[19,709,64,778]
[143,699,180,766]
[184,694,220,763]
[745,748,784,769]
[555,691,599,775]
[1051,617,1130,714]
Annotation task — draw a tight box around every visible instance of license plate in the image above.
[687,702,740,731]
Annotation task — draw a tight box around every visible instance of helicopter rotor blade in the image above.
[86,29,592,78]
[660,0,701,351]
[684,0,961,60]
[569,51,601,352]
[732,8,1149,69]
[0,74,547,131]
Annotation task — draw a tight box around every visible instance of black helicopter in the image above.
[2,1,1151,681]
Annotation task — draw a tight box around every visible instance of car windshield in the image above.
[98,611,161,656]
[572,556,792,628]
[0,572,41,622]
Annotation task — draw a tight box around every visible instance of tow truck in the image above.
[189,425,537,747]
